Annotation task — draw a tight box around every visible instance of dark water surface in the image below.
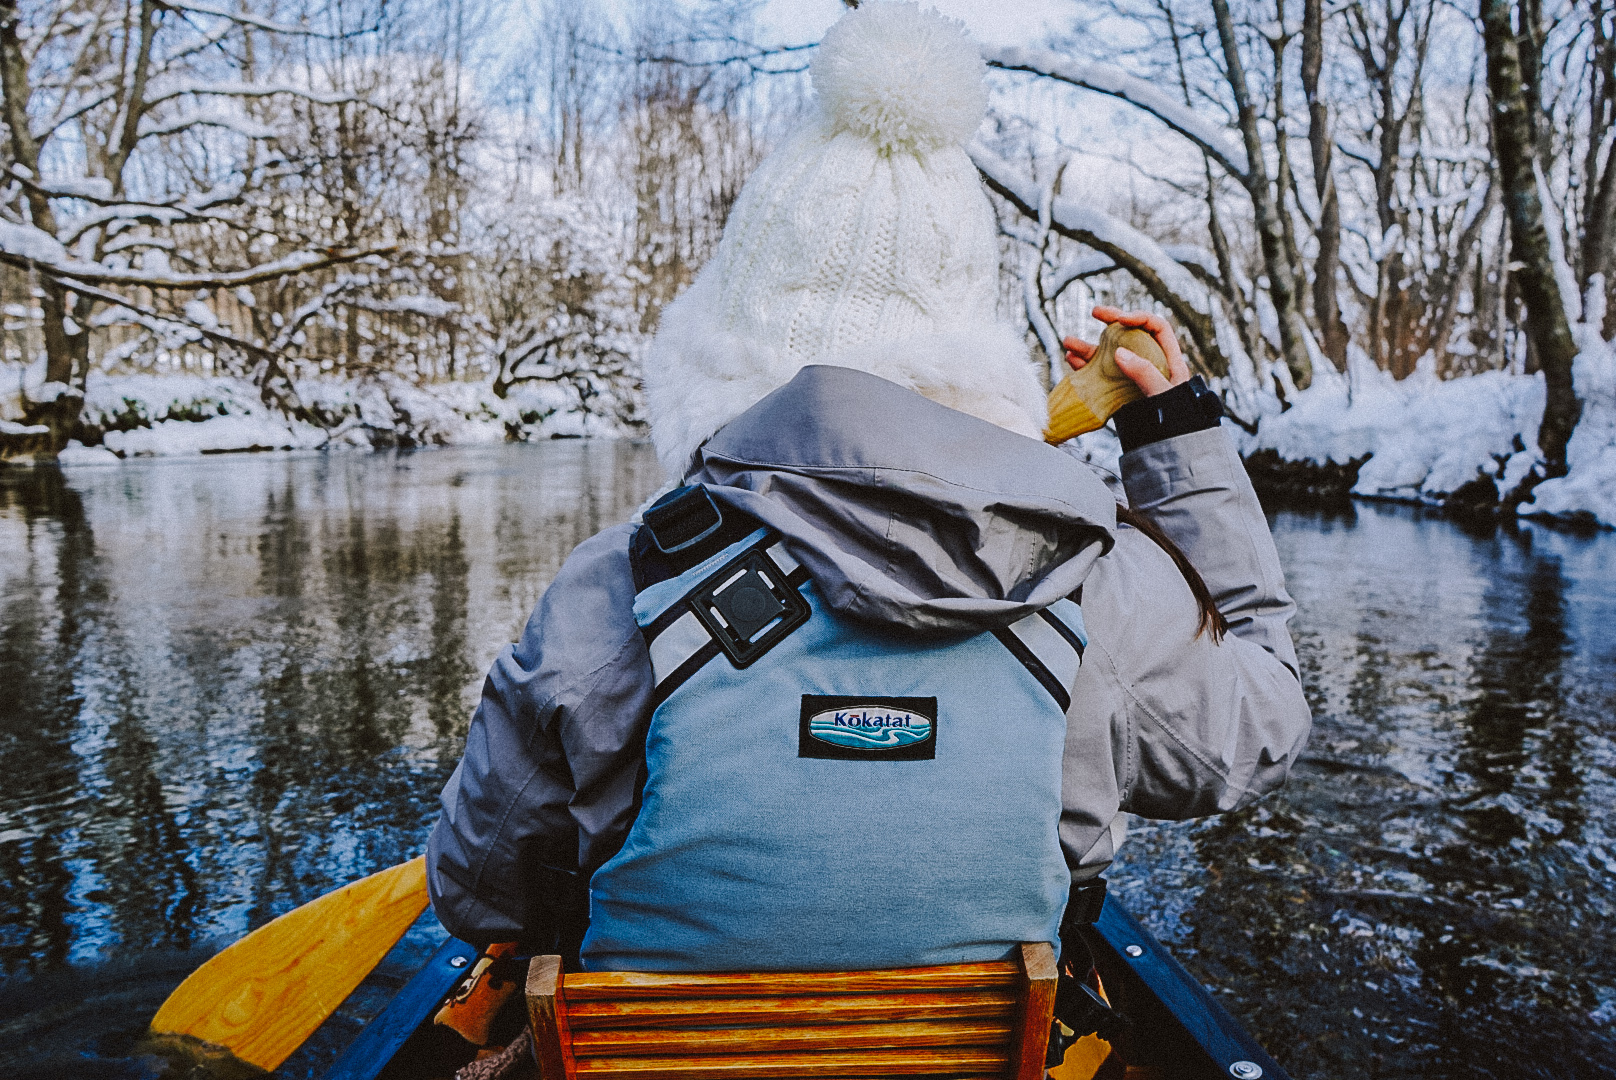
[1111,504,1616,1077]
[1,444,1613,1078]
[0,444,662,1078]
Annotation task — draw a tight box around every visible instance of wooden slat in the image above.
[526,955,575,1080]
[571,1047,1010,1078]
[562,963,1019,1000]
[566,990,1019,1031]
[571,1018,1014,1056]
[1009,943,1059,1080]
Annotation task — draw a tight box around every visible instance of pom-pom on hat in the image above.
[645,1,1048,478]
[814,2,987,154]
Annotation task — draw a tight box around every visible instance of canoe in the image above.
[311,893,1290,1080]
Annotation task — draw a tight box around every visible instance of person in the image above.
[425,2,1310,972]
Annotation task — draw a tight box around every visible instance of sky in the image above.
[756,0,1075,48]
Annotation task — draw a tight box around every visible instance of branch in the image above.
[61,276,276,359]
[161,1,379,40]
[0,221,394,287]
[268,277,371,352]
[972,142,1228,377]
[606,38,815,76]
[138,108,276,141]
[984,45,1250,183]
[9,165,244,225]
[141,80,358,109]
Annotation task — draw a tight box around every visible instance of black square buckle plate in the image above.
[687,544,810,668]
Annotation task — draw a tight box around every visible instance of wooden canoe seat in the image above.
[525,943,1058,1080]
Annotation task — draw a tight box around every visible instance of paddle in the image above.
[150,855,431,1072]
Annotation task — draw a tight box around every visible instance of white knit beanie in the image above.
[644,1,1049,478]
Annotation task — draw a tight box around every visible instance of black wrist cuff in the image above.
[1112,375,1224,453]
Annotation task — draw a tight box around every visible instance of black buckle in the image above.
[687,542,810,669]
[644,486,723,554]
[1064,880,1108,931]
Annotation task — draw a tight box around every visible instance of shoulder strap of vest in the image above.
[631,486,812,706]
[632,488,1084,712]
[631,485,765,589]
[991,601,1086,713]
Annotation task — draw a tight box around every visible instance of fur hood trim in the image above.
[645,276,1049,479]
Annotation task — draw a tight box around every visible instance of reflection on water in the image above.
[2,448,1614,1078]
[0,445,662,1077]
[1111,503,1616,1078]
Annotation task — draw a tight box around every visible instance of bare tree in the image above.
[1481,0,1582,479]
[0,0,390,451]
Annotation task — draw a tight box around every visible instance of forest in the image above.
[0,0,1611,525]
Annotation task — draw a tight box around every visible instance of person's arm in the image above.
[1060,309,1310,825]
[1109,424,1310,819]
[426,524,653,948]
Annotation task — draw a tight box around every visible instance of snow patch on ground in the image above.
[57,440,122,465]
[104,414,323,456]
[1241,364,1545,503]
[84,374,257,429]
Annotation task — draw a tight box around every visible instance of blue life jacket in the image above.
[579,487,1086,972]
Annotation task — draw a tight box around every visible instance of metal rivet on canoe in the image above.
[1229,1061,1264,1079]
[449,955,470,968]
[1124,945,1144,958]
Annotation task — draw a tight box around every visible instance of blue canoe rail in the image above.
[319,936,480,1080]
[1084,894,1291,1079]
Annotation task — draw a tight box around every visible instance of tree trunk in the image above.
[0,0,85,453]
[1160,0,1263,370]
[1481,0,1582,477]
[1301,0,1349,370]
[1579,0,1616,335]
[1209,0,1313,389]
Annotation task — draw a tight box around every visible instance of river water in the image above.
[0,443,1612,1079]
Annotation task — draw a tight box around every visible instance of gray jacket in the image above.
[426,366,1311,945]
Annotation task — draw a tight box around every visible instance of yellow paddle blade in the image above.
[151,855,430,1071]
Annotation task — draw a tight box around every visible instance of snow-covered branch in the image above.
[167,1,376,40]
[983,45,1250,183]
[142,80,357,109]
[0,220,393,288]
[137,108,277,141]
[1045,252,1119,298]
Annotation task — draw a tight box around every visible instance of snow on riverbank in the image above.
[1523,312,1616,527]
[0,367,634,461]
[1242,363,1545,502]
[1237,332,1616,527]
[1064,350,1616,528]
[6,353,1614,529]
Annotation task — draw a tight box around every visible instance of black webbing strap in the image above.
[631,486,811,705]
[1047,880,1131,1065]
[991,625,1073,713]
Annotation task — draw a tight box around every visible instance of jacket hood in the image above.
[685,365,1116,635]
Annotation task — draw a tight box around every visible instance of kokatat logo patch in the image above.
[808,707,931,748]
[798,695,937,760]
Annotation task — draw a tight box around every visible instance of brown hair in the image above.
[1113,504,1228,643]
